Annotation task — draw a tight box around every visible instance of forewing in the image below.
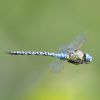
[59,33,87,53]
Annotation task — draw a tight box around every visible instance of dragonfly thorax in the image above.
[67,50,84,64]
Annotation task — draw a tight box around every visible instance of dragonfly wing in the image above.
[59,33,87,53]
[49,59,65,73]
[49,34,86,72]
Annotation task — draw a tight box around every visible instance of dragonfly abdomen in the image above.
[8,51,55,56]
[8,51,68,60]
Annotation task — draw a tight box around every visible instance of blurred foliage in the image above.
[0,0,100,100]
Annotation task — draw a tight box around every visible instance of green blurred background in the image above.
[0,0,100,100]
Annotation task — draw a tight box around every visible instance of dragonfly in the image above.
[7,34,92,72]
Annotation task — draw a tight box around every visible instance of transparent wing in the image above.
[49,33,87,72]
[49,59,65,73]
[59,33,87,53]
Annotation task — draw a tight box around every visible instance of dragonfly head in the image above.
[84,53,92,64]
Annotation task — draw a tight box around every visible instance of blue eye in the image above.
[85,53,92,64]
